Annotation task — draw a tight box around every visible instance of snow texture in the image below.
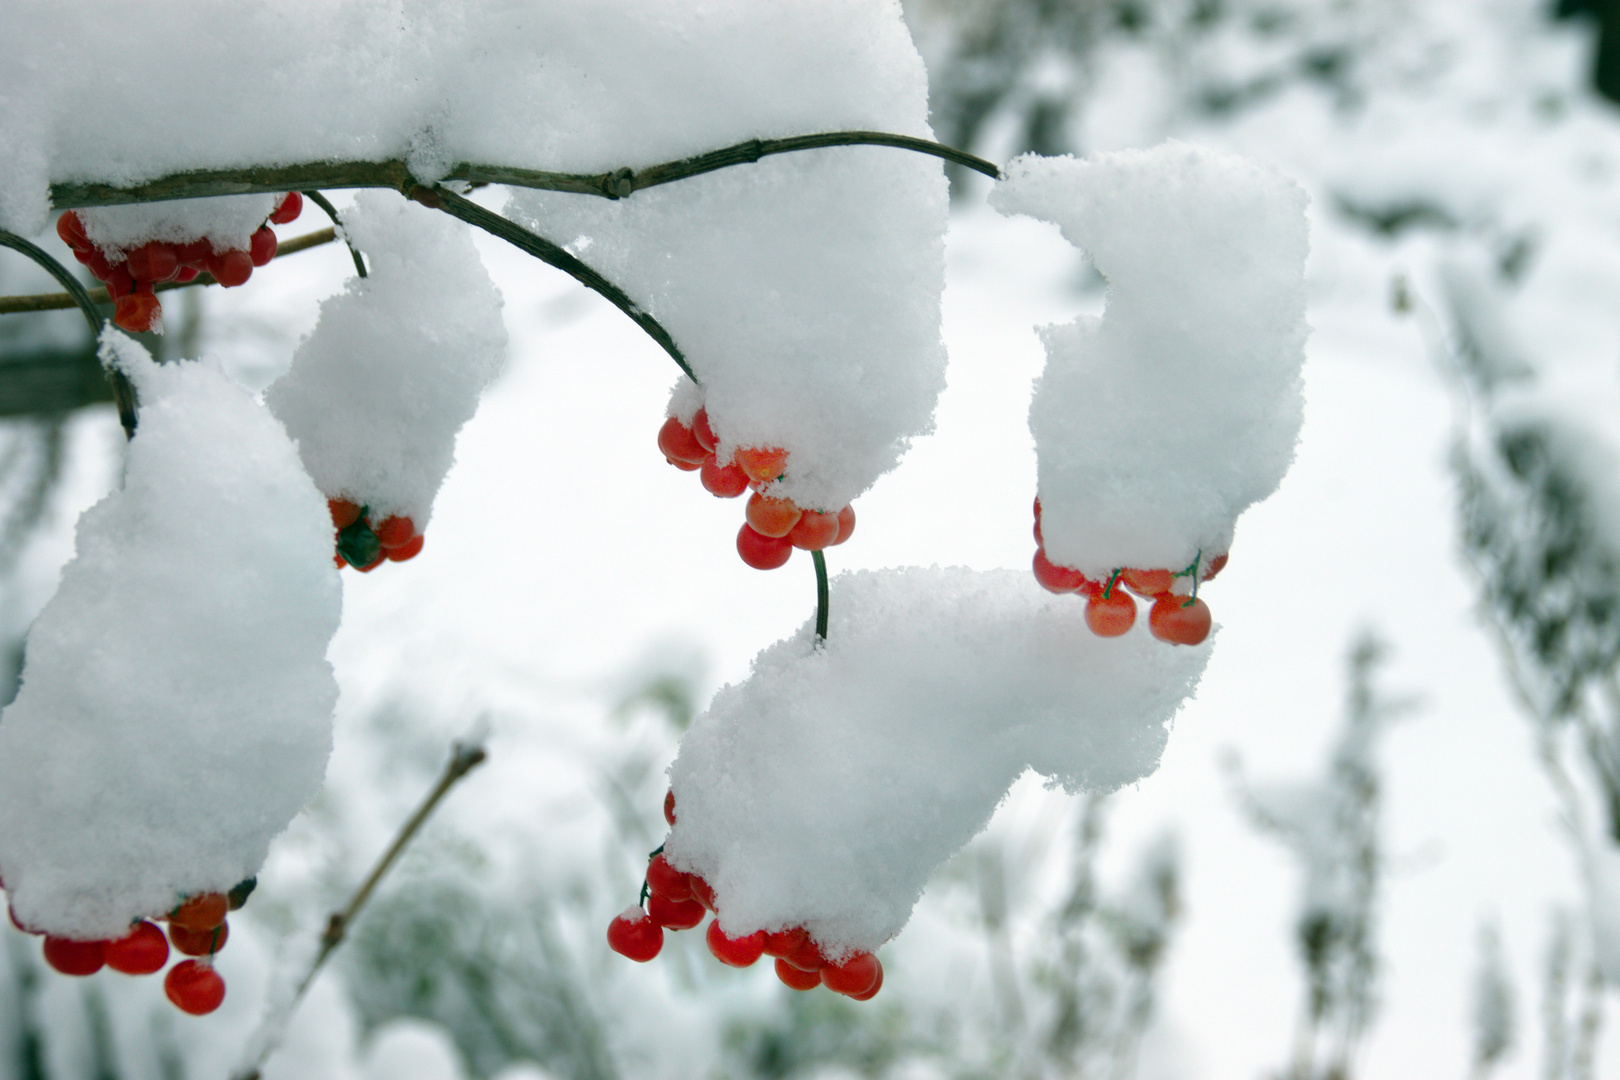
[993,142,1309,579]
[79,194,280,261]
[663,567,1209,957]
[0,333,342,940]
[265,192,506,528]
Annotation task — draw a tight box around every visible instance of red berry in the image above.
[125,242,178,283]
[1121,568,1174,598]
[1085,589,1137,637]
[328,499,362,530]
[56,211,90,251]
[648,893,706,931]
[1034,517,1043,545]
[43,936,106,976]
[832,505,856,545]
[174,266,199,283]
[1148,594,1212,646]
[657,417,709,466]
[84,248,113,282]
[169,919,229,957]
[170,892,228,932]
[700,459,750,498]
[706,921,766,967]
[164,960,226,1015]
[1033,496,1042,520]
[113,292,162,334]
[103,263,135,300]
[355,552,387,572]
[1032,549,1094,594]
[788,510,840,551]
[691,408,718,453]
[775,958,822,990]
[1203,552,1229,581]
[821,952,881,996]
[606,910,663,962]
[667,457,702,472]
[733,446,788,483]
[384,535,425,562]
[848,959,885,1001]
[210,249,253,288]
[688,875,717,912]
[773,930,826,972]
[176,239,212,266]
[374,515,416,549]
[663,788,677,826]
[269,191,303,226]
[737,524,793,570]
[249,226,278,267]
[645,854,691,902]
[745,493,802,538]
[105,921,169,975]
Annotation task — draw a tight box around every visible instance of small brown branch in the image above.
[232,738,488,1080]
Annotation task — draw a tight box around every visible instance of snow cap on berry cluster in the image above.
[265,192,506,529]
[993,142,1310,578]
[78,194,280,260]
[663,567,1209,958]
[0,333,342,940]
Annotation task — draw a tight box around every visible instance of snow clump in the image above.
[78,193,280,261]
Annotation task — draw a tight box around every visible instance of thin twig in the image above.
[812,548,829,644]
[301,192,366,278]
[232,739,488,1080]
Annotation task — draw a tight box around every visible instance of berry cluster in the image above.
[1031,498,1226,646]
[328,499,424,571]
[55,193,303,334]
[7,878,253,1016]
[605,791,884,1000]
[657,410,856,570]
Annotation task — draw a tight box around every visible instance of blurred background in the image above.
[5,1,1620,1077]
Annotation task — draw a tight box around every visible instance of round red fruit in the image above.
[700,460,750,498]
[821,952,881,996]
[663,788,676,826]
[688,876,717,912]
[125,242,178,283]
[645,854,691,902]
[1120,568,1174,598]
[1148,594,1212,646]
[176,239,212,266]
[706,921,766,967]
[788,510,840,551]
[776,958,822,990]
[249,226,278,267]
[775,931,826,972]
[606,909,663,962]
[105,921,169,975]
[648,893,706,931]
[169,920,229,957]
[328,499,362,530]
[170,892,228,932]
[43,936,106,976]
[657,417,709,466]
[103,264,135,300]
[691,408,718,453]
[56,211,89,251]
[1202,552,1229,581]
[832,505,855,545]
[745,493,802,538]
[375,515,416,549]
[384,535,425,562]
[175,266,199,283]
[269,191,303,225]
[1032,549,1094,594]
[733,446,788,483]
[210,250,254,288]
[83,249,113,282]
[848,960,885,1001]
[164,960,226,1015]
[114,293,162,334]
[737,524,792,570]
[1085,589,1137,637]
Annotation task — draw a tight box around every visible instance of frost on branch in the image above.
[663,567,1209,959]
[265,192,507,532]
[993,142,1310,579]
[0,334,341,940]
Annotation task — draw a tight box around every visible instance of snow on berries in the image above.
[0,332,341,942]
[265,192,506,569]
[654,567,1207,964]
[993,142,1308,642]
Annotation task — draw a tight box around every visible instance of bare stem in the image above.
[813,548,829,644]
[301,192,367,278]
[232,739,488,1080]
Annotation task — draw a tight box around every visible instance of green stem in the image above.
[1102,568,1122,600]
[813,549,829,644]
[0,228,136,437]
[301,191,367,278]
[426,185,696,382]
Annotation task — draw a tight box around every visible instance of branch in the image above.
[48,131,1003,210]
[232,738,488,1080]
[301,192,367,278]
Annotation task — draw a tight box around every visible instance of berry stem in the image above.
[1102,568,1122,600]
[301,191,368,279]
[1181,551,1202,607]
[640,843,667,907]
[232,738,487,1080]
[813,548,830,644]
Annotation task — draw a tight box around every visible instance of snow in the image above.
[78,195,280,261]
[265,192,507,529]
[993,142,1309,579]
[0,333,341,940]
[664,566,1208,956]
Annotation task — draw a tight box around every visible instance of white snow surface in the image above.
[0,334,342,940]
[663,567,1209,957]
[3,0,936,235]
[993,143,1309,578]
[265,192,506,528]
[79,194,280,259]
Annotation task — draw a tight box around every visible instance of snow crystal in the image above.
[0,333,341,940]
[992,142,1310,578]
[265,192,506,529]
[663,567,1208,957]
[79,194,280,260]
